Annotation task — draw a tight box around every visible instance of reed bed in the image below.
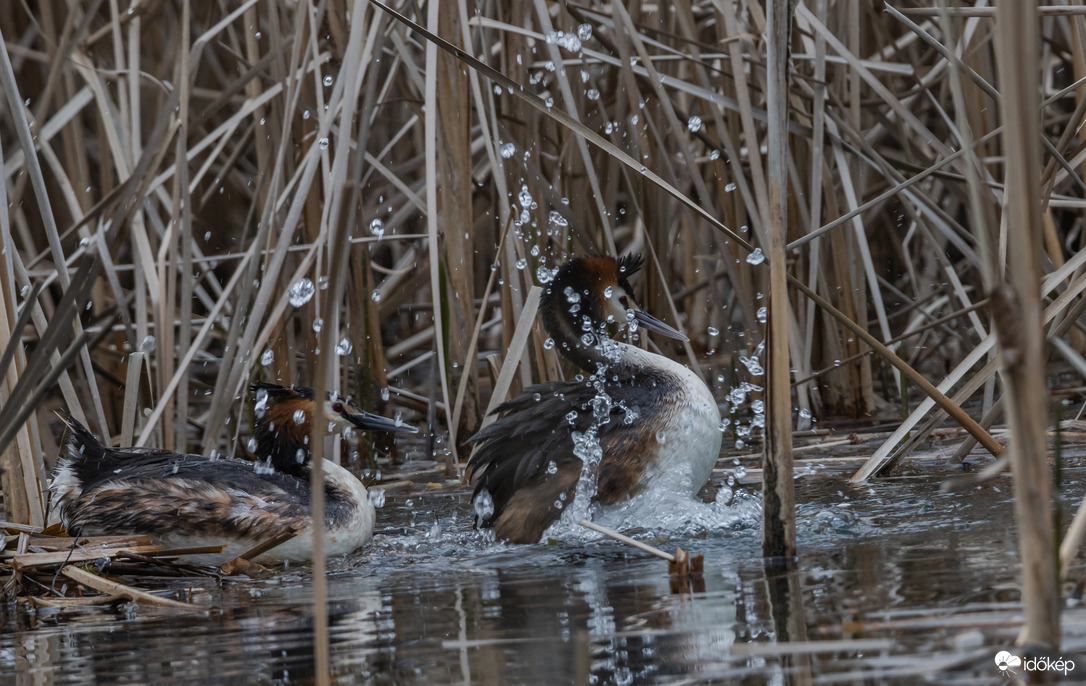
[2,0,1086,646]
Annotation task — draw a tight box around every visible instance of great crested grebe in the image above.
[467,254,722,543]
[49,382,416,563]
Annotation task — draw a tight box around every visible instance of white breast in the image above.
[258,460,376,563]
[618,344,722,495]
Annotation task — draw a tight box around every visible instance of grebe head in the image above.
[541,254,687,369]
[250,382,416,475]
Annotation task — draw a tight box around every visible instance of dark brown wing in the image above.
[466,370,673,542]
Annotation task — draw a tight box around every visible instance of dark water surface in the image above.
[4,447,1086,684]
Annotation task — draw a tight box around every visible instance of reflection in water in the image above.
[3,469,1086,684]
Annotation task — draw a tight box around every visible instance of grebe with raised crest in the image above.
[467,254,722,543]
[49,382,416,563]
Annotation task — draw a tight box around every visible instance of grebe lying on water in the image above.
[50,382,416,563]
[467,254,721,543]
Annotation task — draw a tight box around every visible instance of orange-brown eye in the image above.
[619,295,629,308]
[332,402,344,413]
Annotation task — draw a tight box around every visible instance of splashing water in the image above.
[474,490,495,522]
[368,488,386,508]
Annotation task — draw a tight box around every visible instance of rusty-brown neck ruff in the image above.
[540,254,643,372]
[251,383,320,478]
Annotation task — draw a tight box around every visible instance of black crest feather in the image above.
[617,253,644,277]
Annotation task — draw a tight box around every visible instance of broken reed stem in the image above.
[577,519,675,562]
[235,529,298,563]
[60,564,199,611]
[993,0,1059,651]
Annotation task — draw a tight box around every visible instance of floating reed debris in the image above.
[578,519,704,592]
[2,528,221,609]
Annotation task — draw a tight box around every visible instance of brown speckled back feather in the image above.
[467,368,674,543]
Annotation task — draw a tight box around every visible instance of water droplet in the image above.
[323,75,333,86]
[725,181,737,192]
[707,326,720,336]
[734,465,748,479]
[369,218,385,238]
[740,355,764,376]
[289,278,315,307]
[518,184,533,209]
[371,291,381,302]
[247,437,258,453]
[546,461,558,475]
[565,410,578,423]
[312,318,324,333]
[319,137,329,149]
[536,266,557,284]
[746,248,765,265]
[549,210,568,227]
[687,115,702,132]
[474,490,495,520]
[655,430,667,444]
[19,284,30,298]
[368,488,386,508]
[139,335,156,353]
[757,307,767,323]
[577,23,593,41]
[293,409,306,425]
[516,258,527,269]
[543,337,556,350]
[260,349,274,366]
[586,88,600,100]
[335,337,354,356]
[500,142,516,158]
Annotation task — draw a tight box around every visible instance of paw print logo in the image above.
[995,651,1022,676]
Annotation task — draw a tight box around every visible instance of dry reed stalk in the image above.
[762,0,796,563]
[993,0,1059,651]
[60,564,199,611]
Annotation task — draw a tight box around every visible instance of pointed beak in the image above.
[342,409,419,434]
[632,309,688,341]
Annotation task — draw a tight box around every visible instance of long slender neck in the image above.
[254,399,314,477]
[541,297,648,380]
[542,305,607,371]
